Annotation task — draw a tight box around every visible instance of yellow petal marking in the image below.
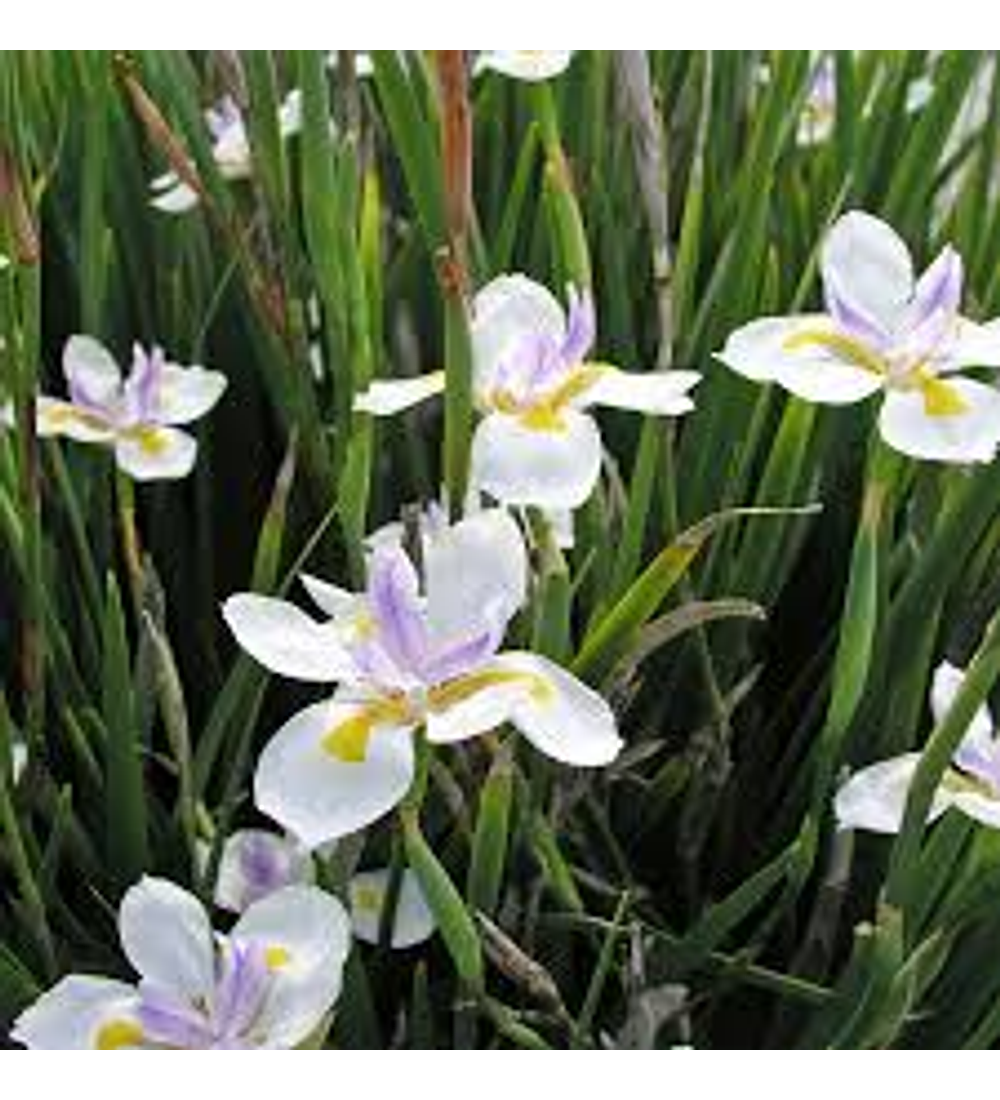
[918,374,969,418]
[265,945,291,970]
[95,1018,144,1050]
[492,365,608,435]
[353,883,383,913]
[122,426,171,455]
[39,403,111,433]
[322,697,412,763]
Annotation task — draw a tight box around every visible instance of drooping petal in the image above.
[222,593,355,683]
[472,274,566,394]
[717,316,884,404]
[232,885,351,1048]
[581,367,700,415]
[821,211,915,335]
[154,364,228,425]
[349,868,436,949]
[118,877,216,1004]
[36,397,115,443]
[424,508,527,643]
[213,829,315,914]
[254,697,417,848]
[12,976,142,1050]
[354,372,445,416]
[471,408,603,509]
[490,651,623,766]
[949,318,1000,368]
[834,754,954,834]
[62,335,122,411]
[475,51,573,82]
[114,426,198,481]
[878,380,1000,464]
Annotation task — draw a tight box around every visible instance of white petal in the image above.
[471,409,602,510]
[476,51,574,82]
[36,397,115,443]
[62,335,122,407]
[491,651,623,766]
[222,593,354,683]
[155,364,228,425]
[354,372,444,416]
[834,754,953,834]
[278,89,303,138]
[118,877,215,1003]
[254,697,417,848]
[232,884,350,1047]
[545,506,576,549]
[213,829,315,914]
[931,660,994,747]
[878,381,1000,464]
[114,426,198,480]
[717,316,883,404]
[11,975,141,1050]
[950,791,1000,830]
[11,737,27,784]
[150,180,201,214]
[821,211,915,334]
[582,367,700,415]
[300,573,359,620]
[905,75,935,113]
[424,508,527,641]
[349,868,436,949]
[472,274,566,393]
[425,672,527,745]
[949,318,1000,368]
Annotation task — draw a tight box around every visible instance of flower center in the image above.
[489,364,605,433]
[95,1018,144,1050]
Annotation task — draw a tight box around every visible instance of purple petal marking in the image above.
[912,246,963,326]
[807,55,837,111]
[66,363,116,416]
[560,285,596,367]
[824,271,891,350]
[954,738,1000,796]
[239,835,292,903]
[367,545,431,676]
[124,344,165,425]
[421,626,500,687]
[205,96,243,141]
[137,984,216,1049]
[213,940,271,1040]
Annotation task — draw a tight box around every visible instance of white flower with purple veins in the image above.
[356,275,699,510]
[223,508,623,848]
[718,211,1000,464]
[836,662,1000,834]
[150,91,303,214]
[474,51,574,82]
[30,336,226,480]
[12,876,350,1049]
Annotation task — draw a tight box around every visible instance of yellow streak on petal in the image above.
[494,366,607,435]
[919,375,969,418]
[322,697,412,763]
[265,945,291,970]
[781,329,887,376]
[95,1018,144,1050]
[353,884,383,913]
[129,427,170,455]
[39,404,110,433]
[428,668,553,714]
